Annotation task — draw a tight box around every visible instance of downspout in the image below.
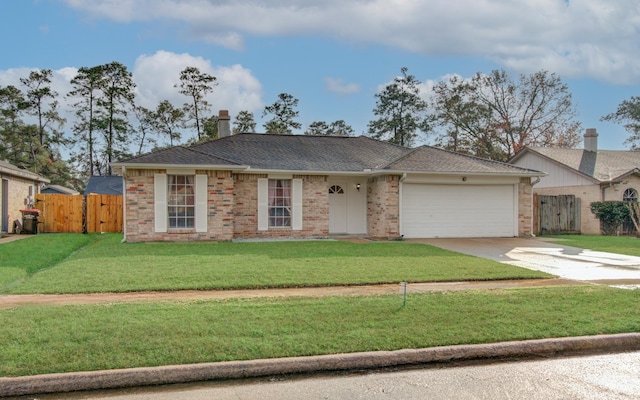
[121,166,127,243]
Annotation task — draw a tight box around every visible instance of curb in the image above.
[2,333,640,397]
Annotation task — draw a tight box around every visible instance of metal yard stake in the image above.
[401,281,407,308]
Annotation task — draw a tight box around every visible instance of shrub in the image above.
[590,201,630,235]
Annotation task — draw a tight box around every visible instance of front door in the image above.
[329,184,347,233]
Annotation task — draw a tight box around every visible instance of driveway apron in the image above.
[411,237,640,289]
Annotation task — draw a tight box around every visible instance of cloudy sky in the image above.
[1,0,639,151]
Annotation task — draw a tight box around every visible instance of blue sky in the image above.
[1,0,639,152]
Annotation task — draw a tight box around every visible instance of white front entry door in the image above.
[329,184,347,233]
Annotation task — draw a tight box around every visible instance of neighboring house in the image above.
[0,160,50,233]
[509,129,640,235]
[110,111,543,243]
[41,184,79,195]
[84,176,123,195]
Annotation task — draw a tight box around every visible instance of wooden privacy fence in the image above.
[533,194,581,235]
[35,194,83,233]
[86,194,123,233]
[35,193,123,233]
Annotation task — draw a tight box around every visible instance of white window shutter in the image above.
[154,174,167,233]
[257,178,268,231]
[195,174,208,233]
[292,179,302,230]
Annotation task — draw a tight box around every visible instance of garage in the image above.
[401,183,517,238]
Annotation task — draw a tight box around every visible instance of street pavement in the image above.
[26,350,640,400]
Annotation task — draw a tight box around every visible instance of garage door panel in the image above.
[402,184,515,238]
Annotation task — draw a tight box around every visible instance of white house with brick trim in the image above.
[111,111,544,242]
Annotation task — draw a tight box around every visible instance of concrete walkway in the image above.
[412,237,640,288]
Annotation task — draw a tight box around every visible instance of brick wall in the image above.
[298,175,329,237]
[205,170,235,241]
[233,174,329,239]
[124,169,235,242]
[125,171,331,242]
[233,173,263,238]
[124,169,159,242]
[366,175,400,238]
[518,177,533,237]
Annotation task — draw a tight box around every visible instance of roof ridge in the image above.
[380,146,423,169]
[185,144,241,165]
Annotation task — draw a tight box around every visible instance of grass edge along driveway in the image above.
[1,233,551,294]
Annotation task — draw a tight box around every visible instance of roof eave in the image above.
[372,169,547,178]
[0,165,50,183]
[110,162,250,172]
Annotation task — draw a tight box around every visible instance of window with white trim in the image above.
[268,179,291,227]
[168,175,195,228]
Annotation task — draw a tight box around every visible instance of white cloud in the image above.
[62,0,640,84]
[0,52,264,142]
[324,78,360,95]
[132,50,263,116]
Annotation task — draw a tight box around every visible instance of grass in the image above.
[1,285,638,377]
[542,234,640,256]
[0,234,94,290]
[2,234,550,294]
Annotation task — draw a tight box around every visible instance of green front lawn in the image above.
[542,235,640,256]
[1,234,550,294]
[1,285,638,377]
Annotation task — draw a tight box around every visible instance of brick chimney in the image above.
[217,110,231,138]
[584,128,598,152]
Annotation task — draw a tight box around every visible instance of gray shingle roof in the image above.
[115,146,240,166]
[524,147,640,181]
[85,176,123,195]
[192,134,410,171]
[113,134,542,175]
[387,145,541,174]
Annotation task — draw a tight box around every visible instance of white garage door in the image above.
[401,184,516,238]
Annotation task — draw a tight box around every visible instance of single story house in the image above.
[85,176,123,196]
[0,160,50,233]
[111,111,544,243]
[509,128,640,234]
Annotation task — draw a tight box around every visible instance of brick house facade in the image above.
[112,115,541,242]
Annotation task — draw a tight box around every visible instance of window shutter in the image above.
[292,179,302,230]
[154,174,167,233]
[257,178,268,231]
[195,174,208,233]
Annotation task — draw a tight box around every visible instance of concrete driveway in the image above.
[411,237,640,288]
